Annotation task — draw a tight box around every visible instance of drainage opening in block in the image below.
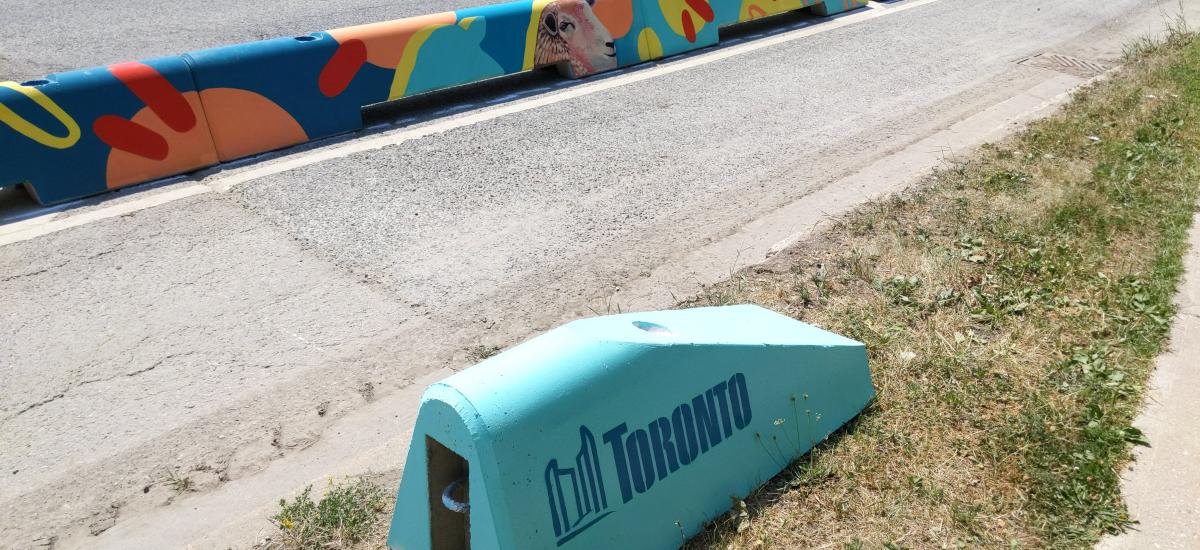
[427,436,470,550]
[632,320,673,335]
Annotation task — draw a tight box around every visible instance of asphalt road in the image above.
[1,0,1189,546]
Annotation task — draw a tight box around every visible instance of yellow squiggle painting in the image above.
[0,81,81,149]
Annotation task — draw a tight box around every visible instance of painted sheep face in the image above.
[538,0,618,77]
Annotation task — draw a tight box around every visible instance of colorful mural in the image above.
[0,0,865,205]
[0,57,218,204]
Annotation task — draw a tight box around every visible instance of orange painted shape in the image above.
[328,13,458,69]
[593,0,635,39]
[105,92,220,189]
[108,61,197,133]
[684,0,714,23]
[319,38,368,97]
[681,10,697,42]
[94,115,169,161]
[197,88,308,161]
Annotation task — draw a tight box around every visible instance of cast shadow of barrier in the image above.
[682,404,873,547]
[387,304,875,550]
[0,0,868,220]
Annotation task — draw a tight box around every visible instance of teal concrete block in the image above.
[387,304,874,549]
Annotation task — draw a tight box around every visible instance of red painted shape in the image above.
[93,115,170,161]
[319,39,368,98]
[681,10,697,43]
[108,62,196,133]
[685,0,715,23]
[747,4,767,18]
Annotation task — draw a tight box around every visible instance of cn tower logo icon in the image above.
[544,426,611,546]
[542,373,754,546]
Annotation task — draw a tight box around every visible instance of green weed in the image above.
[270,478,389,549]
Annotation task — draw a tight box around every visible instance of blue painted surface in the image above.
[813,0,868,16]
[404,20,508,97]
[457,1,539,74]
[0,56,212,204]
[387,304,874,549]
[184,33,393,143]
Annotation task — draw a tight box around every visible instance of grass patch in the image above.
[684,25,1199,550]
[466,344,503,363]
[162,468,192,494]
[267,477,390,549]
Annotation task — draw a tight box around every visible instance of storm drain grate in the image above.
[1017,52,1109,78]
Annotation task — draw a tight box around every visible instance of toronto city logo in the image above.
[544,372,753,546]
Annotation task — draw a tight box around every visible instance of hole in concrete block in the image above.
[632,320,673,335]
[427,436,470,550]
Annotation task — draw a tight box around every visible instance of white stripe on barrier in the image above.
[0,0,943,247]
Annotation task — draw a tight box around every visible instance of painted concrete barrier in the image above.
[0,0,864,205]
[0,57,219,204]
[184,33,386,161]
[186,0,635,162]
[386,304,874,549]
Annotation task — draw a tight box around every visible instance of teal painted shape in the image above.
[387,304,874,549]
[405,18,507,97]
[613,0,655,67]
[456,0,536,74]
[812,0,866,16]
[710,0,743,28]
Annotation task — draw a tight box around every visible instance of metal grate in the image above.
[1018,52,1109,78]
